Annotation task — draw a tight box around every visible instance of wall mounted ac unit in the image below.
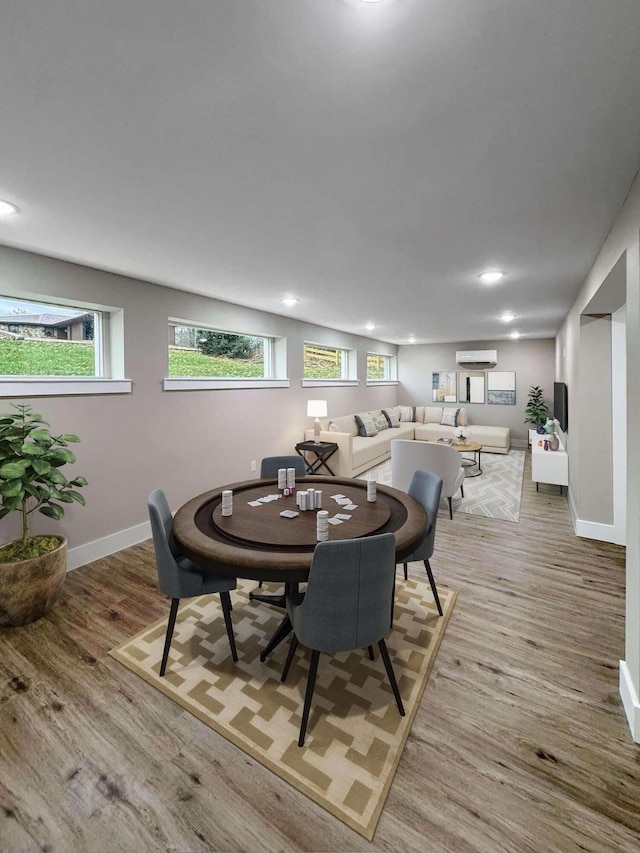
[455,349,498,368]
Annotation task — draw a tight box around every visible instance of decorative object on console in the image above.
[487,371,516,405]
[544,418,554,434]
[307,399,328,444]
[549,434,560,451]
[524,385,549,428]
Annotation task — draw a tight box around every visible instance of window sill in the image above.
[301,379,359,388]
[163,377,290,391]
[0,378,133,397]
[366,380,399,386]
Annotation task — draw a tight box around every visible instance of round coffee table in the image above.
[451,441,483,476]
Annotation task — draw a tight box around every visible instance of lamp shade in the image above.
[307,400,327,418]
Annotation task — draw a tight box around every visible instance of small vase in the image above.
[549,434,559,451]
[543,439,549,451]
[544,419,554,434]
[536,424,546,435]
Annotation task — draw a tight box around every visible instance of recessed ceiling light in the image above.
[281,298,298,307]
[500,312,516,323]
[365,323,375,331]
[478,271,505,284]
[0,200,19,217]
[408,335,416,344]
[510,330,521,339]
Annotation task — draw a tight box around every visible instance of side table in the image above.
[295,440,339,476]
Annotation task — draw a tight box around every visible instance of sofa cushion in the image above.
[422,406,442,424]
[354,412,378,437]
[383,407,401,428]
[330,414,359,436]
[352,433,390,468]
[397,405,415,422]
[466,425,510,449]
[440,407,460,427]
[370,410,389,432]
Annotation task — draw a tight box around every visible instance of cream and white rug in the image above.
[361,449,526,522]
[110,578,456,841]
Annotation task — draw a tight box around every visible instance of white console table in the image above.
[531,434,568,494]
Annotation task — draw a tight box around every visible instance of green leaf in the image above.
[20,443,46,457]
[39,503,64,520]
[66,490,86,506]
[47,471,68,485]
[71,476,88,487]
[0,507,10,520]
[29,429,53,442]
[0,460,31,479]
[23,483,41,499]
[60,434,80,443]
[47,448,76,465]
[3,494,24,511]
[31,459,51,476]
[55,492,74,503]
[0,479,23,497]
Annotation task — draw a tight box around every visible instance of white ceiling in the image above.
[1,0,640,345]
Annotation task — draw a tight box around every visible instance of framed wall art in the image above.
[487,371,516,404]
[458,370,486,404]
[432,371,457,403]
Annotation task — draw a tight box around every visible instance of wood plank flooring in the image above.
[1,455,638,852]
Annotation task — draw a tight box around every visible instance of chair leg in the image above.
[220,591,238,662]
[378,638,405,717]
[424,559,443,616]
[281,634,299,682]
[448,497,453,519]
[367,645,375,660]
[160,598,180,677]
[258,580,263,588]
[403,562,408,581]
[299,649,320,747]
[461,483,464,498]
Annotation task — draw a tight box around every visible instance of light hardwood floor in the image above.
[1,455,638,852]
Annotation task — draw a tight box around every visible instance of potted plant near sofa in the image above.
[0,403,87,627]
[524,386,550,433]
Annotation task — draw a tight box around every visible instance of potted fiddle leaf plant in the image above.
[0,403,87,626]
[524,386,550,432]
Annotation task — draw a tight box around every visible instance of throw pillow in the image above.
[371,411,388,432]
[354,413,378,438]
[382,407,401,428]
[440,407,460,427]
[398,405,415,422]
[328,422,341,433]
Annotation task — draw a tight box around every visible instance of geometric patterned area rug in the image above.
[360,449,526,523]
[109,577,456,841]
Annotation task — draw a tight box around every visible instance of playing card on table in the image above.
[335,513,352,520]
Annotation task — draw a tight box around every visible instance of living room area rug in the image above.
[361,449,526,522]
[109,577,456,841]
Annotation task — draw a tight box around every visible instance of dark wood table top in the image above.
[173,476,427,583]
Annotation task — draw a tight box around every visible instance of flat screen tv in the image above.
[554,381,568,432]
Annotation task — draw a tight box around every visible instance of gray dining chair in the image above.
[148,488,238,675]
[400,469,444,616]
[260,455,306,478]
[280,533,405,746]
[253,455,307,597]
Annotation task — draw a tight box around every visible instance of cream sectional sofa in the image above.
[304,406,511,478]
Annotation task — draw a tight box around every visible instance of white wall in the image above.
[398,338,556,444]
[0,245,398,560]
[556,171,640,742]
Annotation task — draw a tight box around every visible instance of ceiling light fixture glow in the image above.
[0,200,19,217]
[281,297,298,307]
[500,311,516,323]
[510,330,521,339]
[365,322,375,331]
[408,335,416,344]
[478,270,505,284]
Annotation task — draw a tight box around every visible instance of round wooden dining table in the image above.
[172,476,427,584]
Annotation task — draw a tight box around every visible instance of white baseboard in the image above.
[67,520,151,571]
[574,517,625,545]
[620,660,640,742]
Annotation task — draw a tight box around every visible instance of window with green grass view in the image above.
[303,343,349,379]
[367,352,394,380]
[0,295,101,376]
[168,324,271,378]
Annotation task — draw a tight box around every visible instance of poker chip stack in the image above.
[316,510,329,541]
[221,489,233,517]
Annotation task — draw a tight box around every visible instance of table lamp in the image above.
[307,400,328,444]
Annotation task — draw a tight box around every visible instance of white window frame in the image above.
[164,321,288,391]
[0,293,131,398]
[301,341,359,388]
[366,351,398,385]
